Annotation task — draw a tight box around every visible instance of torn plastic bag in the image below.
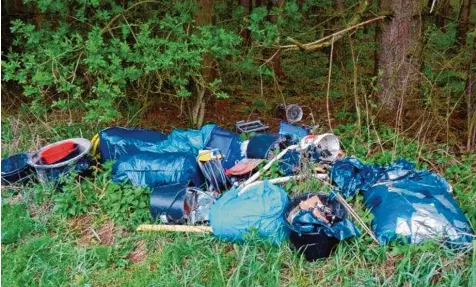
[209,180,289,244]
[278,121,310,144]
[205,126,243,169]
[112,152,204,188]
[99,127,167,161]
[99,125,216,162]
[364,169,473,247]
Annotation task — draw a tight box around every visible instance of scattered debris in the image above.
[3,118,473,261]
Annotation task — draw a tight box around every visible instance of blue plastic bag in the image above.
[99,125,216,162]
[209,180,289,244]
[331,157,473,247]
[112,152,204,188]
[364,170,473,247]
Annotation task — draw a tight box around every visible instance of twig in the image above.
[326,36,335,133]
[334,193,379,244]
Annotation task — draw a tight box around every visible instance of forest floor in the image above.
[1,93,475,287]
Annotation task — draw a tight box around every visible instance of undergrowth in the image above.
[1,118,475,287]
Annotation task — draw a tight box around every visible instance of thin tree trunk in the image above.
[377,0,423,110]
[456,0,472,45]
[192,0,213,128]
[466,43,476,150]
[435,0,449,33]
[264,0,285,79]
[239,0,252,46]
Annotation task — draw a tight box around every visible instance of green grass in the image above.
[1,117,475,287]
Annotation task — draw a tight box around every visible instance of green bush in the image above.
[2,0,241,122]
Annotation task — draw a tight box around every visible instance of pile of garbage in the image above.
[2,106,473,261]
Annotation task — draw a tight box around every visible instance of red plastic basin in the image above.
[40,141,78,165]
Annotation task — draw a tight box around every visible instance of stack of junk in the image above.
[2,106,473,261]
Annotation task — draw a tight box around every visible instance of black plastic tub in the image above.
[1,153,32,185]
[285,193,347,261]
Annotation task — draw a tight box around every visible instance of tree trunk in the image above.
[192,0,214,128]
[377,0,423,110]
[264,0,285,79]
[239,0,252,46]
[435,0,450,33]
[456,0,472,45]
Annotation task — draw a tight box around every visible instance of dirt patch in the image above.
[71,215,94,247]
[128,240,148,263]
[97,221,115,246]
[72,218,116,247]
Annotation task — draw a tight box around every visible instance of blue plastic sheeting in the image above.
[278,121,309,144]
[99,125,216,162]
[209,181,290,244]
[112,152,204,188]
[99,127,167,161]
[246,134,279,159]
[205,126,243,169]
[331,157,473,247]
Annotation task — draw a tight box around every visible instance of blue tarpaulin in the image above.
[112,152,204,188]
[331,157,473,247]
[209,180,290,244]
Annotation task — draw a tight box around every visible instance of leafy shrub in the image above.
[99,182,150,228]
[2,0,241,122]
